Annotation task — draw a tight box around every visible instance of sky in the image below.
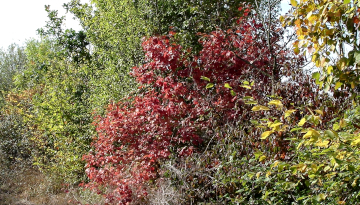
[0,0,85,49]
[0,0,291,49]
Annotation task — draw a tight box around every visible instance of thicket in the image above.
[1,0,360,204]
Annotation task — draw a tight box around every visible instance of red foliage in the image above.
[83,6,299,204]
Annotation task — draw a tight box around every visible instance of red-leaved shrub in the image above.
[83,6,302,204]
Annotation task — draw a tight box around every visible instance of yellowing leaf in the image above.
[335,82,342,90]
[319,193,326,200]
[261,131,274,139]
[259,155,267,162]
[351,82,355,89]
[268,100,283,107]
[315,110,323,115]
[351,138,360,146]
[240,85,252,89]
[303,129,321,139]
[340,119,346,128]
[290,0,298,7]
[285,109,297,118]
[252,105,271,111]
[298,118,307,126]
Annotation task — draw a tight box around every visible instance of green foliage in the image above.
[14,37,94,184]
[0,44,27,107]
[0,91,33,165]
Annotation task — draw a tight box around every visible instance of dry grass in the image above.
[0,161,104,205]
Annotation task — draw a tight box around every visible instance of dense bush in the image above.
[83,6,307,203]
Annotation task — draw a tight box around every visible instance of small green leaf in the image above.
[344,0,351,4]
[254,151,263,159]
[201,76,210,81]
[290,127,302,132]
[206,83,214,89]
[230,90,236,96]
[224,83,232,89]
[312,72,320,80]
[324,130,336,139]
[297,196,307,201]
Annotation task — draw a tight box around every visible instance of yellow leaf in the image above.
[285,109,297,118]
[252,105,271,111]
[266,171,271,178]
[351,137,360,146]
[315,140,330,147]
[268,100,283,107]
[280,15,284,23]
[335,82,342,90]
[327,66,333,74]
[272,161,280,169]
[270,122,283,128]
[298,118,307,126]
[261,131,274,139]
[259,155,267,162]
[240,85,252,89]
[309,15,318,24]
